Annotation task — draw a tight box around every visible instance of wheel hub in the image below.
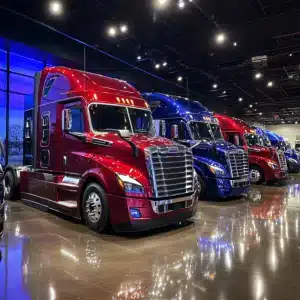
[250,169,261,183]
[85,192,102,223]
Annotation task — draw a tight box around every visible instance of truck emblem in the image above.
[168,147,179,153]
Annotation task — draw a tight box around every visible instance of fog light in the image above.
[130,208,142,219]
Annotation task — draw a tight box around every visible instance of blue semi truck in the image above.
[143,93,250,198]
[252,126,300,173]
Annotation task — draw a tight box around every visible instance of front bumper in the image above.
[0,202,4,238]
[108,192,197,232]
[205,176,249,198]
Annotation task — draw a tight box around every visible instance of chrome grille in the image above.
[228,150,249,178]
[146,145,194,199]
[277,151,288,170]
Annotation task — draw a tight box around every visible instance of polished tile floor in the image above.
[1,177,300,300]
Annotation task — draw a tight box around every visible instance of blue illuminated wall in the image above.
[0,37,59,166]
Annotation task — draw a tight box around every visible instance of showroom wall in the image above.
[265,124,300,147]
[0,36,62,166]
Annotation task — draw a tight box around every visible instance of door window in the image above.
[227,133,243,146]
[167,119,188,140]
[69,107,84,133]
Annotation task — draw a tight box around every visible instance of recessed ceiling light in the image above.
[254,108,257,111]
[137,56,141,60]
[249,104,253,108]
[255,72,262,79]
[154,0,171,9]
[259,112,263,116]
[107,26,117,37]
[155,64,160,69]
[49,1,63,15]
[267,81,274,87]
[238,97,243,102]
[233,42,238,47]
[213,84,218,89]
[163,61,167,67]
[215,33,227,45]
[289,53,293,57]
[223,90,227,94]
[120,25,128,33]
[177,76,183,82]
[178,1,185,9]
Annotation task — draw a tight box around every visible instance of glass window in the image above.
[190,122,222,140]
[9,73,35,95]
[0,71,7,90]
[89,104,130,132]
[128,108,152,133]
[167,119,188,140]
[44,75,70,101]
[244,134,261,147]
[227,133,243,146]
[43,76,58,97]
[8,93,26,165]
[10,52,44,76]
[41,114,50,145]
[0,50,7,70]
[70,108,84,133]
[0,91,6,166]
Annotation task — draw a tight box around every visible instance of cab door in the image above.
[60,100,88,176]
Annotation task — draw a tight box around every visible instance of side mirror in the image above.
[62,109,72,131]
[119,130,132,138]
[171,124,179,139]
[153,120,166,137]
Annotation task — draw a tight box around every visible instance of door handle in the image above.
[63,155,67,167]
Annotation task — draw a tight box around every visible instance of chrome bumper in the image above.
[151,192,196,214]
[230,176,249,188]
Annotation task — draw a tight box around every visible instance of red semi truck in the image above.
[4,67,197,232]
[215,114,287,184]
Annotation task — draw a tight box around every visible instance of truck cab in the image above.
[216,114,288,184]
[143,93,249,198]
[262,129,300,173]
[4,67,197,232]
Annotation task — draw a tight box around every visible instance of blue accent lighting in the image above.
[130,208,142,219]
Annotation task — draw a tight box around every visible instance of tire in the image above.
[82,183,109,233]
[197,176,205,200]
[249,165,264,185]
[4,170,17,200]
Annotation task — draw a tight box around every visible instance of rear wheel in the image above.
[249,166,264,184]
[4,170,17,200]
[82,183,109,233]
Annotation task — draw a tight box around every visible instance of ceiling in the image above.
[1,0,300,123]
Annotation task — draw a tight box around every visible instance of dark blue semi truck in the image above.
[143,93,250,198]
[252,126,300,173]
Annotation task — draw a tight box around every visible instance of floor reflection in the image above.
[1,177,300,299]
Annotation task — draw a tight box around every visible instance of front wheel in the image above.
[249,166,264,185]
[82,183,109,233]
[4,170,18,200]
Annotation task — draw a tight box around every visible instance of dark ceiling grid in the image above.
[1,0,300,123]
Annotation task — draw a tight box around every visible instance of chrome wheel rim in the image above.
[250,169,261,183]
[85,192,102,223]
[4,177,11,196]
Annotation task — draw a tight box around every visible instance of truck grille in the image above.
[146,145,194,199]
[228,150,249,178]
[277,151,288,170]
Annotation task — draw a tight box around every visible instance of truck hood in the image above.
[192,139,243,169]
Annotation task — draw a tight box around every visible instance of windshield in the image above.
[244,134,262,147]
[189,122,223,140]
[89,104,152,134]
[258,135,271,147]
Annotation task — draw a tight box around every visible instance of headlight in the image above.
[267,161,278,169]
[116,174,145,197]
[288,158,298,164]
[208,164,226,176]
